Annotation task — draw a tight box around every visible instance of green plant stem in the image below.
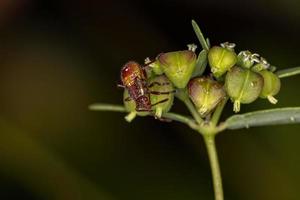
[203,135,224,200]
[89,103,198,130]
[175,89,203,125]
[163,112,198,130]
[183,98,203,125]
[90,102,226,200]
[89,103,126,112]
[211,97,229,127]
[276,66,300,78]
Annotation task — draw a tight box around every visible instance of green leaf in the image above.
[225,107,300,130]
[206,38,211,48]
[276,66,300,78]
[192,49,208,77]
[191,20,209,51]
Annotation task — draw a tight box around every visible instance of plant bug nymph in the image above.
[120,61,174,114]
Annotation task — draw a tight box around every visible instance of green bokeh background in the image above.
[0,0,299,199]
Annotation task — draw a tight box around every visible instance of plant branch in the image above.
[89,103,198,130]
[89,103,126,112]
[276,66,300,78]
[183,98,204,125]
[163,112,198,130]
[175,89,203,125]
[203,135,224,200]
[211,97,228,127]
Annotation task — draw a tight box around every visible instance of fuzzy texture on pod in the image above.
[188,77,226,116]
[208,46,237,78]
[148,75,175,118]
[225,66,264,113]
[259,70,281,104]
[158,50,196,88]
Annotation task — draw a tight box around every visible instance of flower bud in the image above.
[251,57,270,72]
[225,66,263,113]
[237,51,254,69]
[149,75,175,118]
[157,50,196,88]
[145,57,164,75]
[123,89,149,122]
[251,63,267,72]
[208,46,237,78]
[188,77,226,116]
[151,61,164,75]
[259,70,281,104]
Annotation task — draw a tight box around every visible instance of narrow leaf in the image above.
[225,107,300,130]
[206,38,211,48]
[276,66,300,78]
[191,20,209,51]
[192,49,208,77]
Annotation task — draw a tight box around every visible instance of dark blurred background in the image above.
[0,0,299,199]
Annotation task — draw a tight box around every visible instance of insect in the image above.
[120,61,174,113]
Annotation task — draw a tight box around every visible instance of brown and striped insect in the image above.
[119,61,174,112]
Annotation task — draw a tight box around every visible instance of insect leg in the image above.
[151,98,169,106]
[148,82,170,88]
[117,83,125,88]
[124,97,132,102]
[136,108,152,112]
[150,90,176,95]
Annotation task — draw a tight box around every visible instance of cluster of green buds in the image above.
[208,43,280,112]
[227,50,281,111]
[123,34,281,120]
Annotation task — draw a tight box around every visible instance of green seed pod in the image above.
[208,46,237,78]
[149,75,174,118]
[259,70,281,104]
[158,50,196,88]
[188,77,226,116]
[225,66,264,113]
[123,89,149,122]
[237,51,254,69]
